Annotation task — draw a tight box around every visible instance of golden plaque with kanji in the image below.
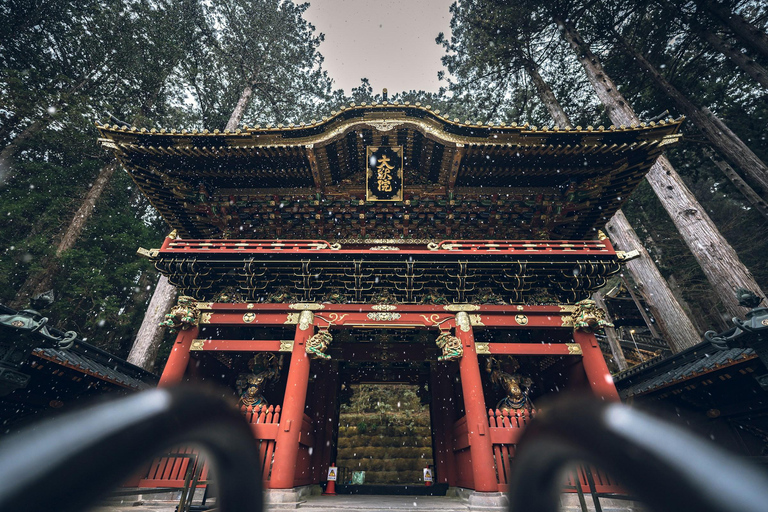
[366,146,403,201]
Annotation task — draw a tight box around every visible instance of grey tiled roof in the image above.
[615,342,757,398]
[31,339,158,391]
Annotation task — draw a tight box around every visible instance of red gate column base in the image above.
[574,329,620,401]
[158,327,199,387]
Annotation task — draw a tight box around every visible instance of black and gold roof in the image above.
[97,103,683,240]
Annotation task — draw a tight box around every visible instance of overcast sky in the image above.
[303,0,455,95]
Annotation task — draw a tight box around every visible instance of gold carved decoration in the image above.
[247,303,255,309]
[136,247,159,259]
[372,304,398,311]
[436,332,463,361]
[561,315,574,328]
[367,312,401,321]
[566,343,583,355]
[516,306,524,311]
[514,314,529,326]
[597,230,608,241]
[616,250,640,262]
[475,342,491,355]
[326,312,348,324]
[166,229,178,239]
[243,312,256,323]
[195,302,213,310]
[455,312,471,332]
[190,339,205,351]
[366,120,403,132]
[279,340,294,352]
[306,331,332,359]
[298,310,314,331]
[559,305,577,313]
[469,314,485,326]
[160,296,205,332]
[289,303,325,311]
[284,313,300,325]
[199,312,212,324]
[443,304,481,312]
[569,299,613,333]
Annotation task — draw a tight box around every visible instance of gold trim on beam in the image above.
[279,340,294,352]
[561,315,575,328]
[475,342,491,355]
[199,312,213,324]
[566,343,583,355]
[136,247,159,259]
[284,313,300,324]
[469,314,485,326]
[443,304,481,312]
[190,339,205,351]
[289,303,326,311]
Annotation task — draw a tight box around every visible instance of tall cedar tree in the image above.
[439,0,701,350]
[131,0,336,370]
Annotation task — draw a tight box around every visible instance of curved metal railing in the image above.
[508,397,768,512]
[0,386,263,512]
[1,387,767,512]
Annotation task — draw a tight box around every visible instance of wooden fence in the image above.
[137,404,280,488]
[487,408,624,494]
[450,416,474,489]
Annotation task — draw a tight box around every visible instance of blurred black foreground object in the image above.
[0,387,766,512]
[0,386,263,512]
[508,397,768,512]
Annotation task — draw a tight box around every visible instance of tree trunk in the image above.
[0,118,46,186]
[127,83,254,370]
[557,15,767,318]
[606,211,701,351]
[56,161,117,256]
[613,30,768,201]
[694,23,768,89]
[225,83,254,131]
[705,148,768,220]
[10,161,119,308]
[526,56,701,351]
[127,275,177,371]
[697,0,768,60]
[592,291,628,369]
[523,60,571,127]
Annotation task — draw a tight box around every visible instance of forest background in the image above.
[0,0,766,371]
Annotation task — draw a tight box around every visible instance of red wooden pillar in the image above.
[430,362,457,486]
[158,326,199,387]
[270,311,314,488]
[455,312,498,492]
[573,329,620,401]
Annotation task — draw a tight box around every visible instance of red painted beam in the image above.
[197,308,574,330]
[486,343,582,356]
[190,339,287,352]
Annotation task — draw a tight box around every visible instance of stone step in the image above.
[289,495,469,511]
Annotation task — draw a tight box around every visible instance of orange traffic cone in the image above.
[323,463,337,495]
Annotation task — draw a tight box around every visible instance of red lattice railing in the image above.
[488,408,624,494]
[137,404,280,488]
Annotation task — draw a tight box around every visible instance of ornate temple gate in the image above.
[97,103,681,496]
[148,298,619,492]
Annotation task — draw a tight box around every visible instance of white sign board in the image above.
[327,467,337,481]
[423,468,433,482]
